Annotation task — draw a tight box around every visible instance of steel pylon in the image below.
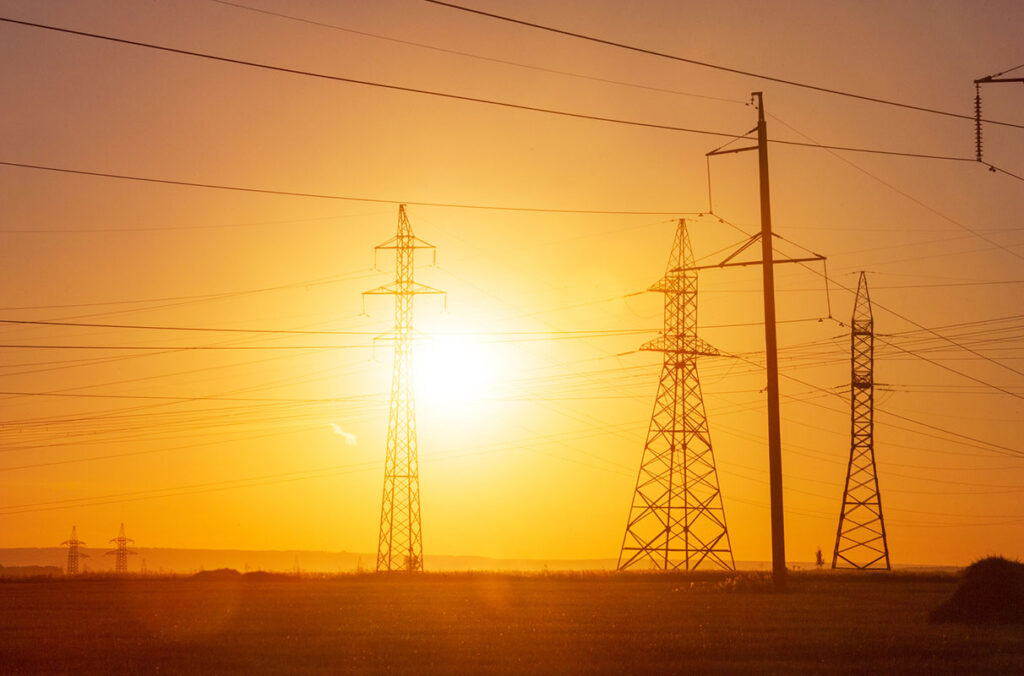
[61,525,87,575]
[364,205,444,572]
[833,272,890,569]
[105,522,136,573]
[618,219,734,571]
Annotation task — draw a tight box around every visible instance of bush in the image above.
[190,568,242,580]
[930,556,1024,624]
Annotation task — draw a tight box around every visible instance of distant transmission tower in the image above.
[618,219,734,571]
[61,525,87,575]
[833,272,891,570]
[105,522,136,573]
[364,205,444,572]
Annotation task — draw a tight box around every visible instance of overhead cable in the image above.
[0,18,975,162]
[0,160,694,216]
[423,0,1024,130]
[207,0,744,105]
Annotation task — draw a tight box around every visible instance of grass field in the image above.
[1,572,1021,673]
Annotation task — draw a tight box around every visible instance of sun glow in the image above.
[415,334,498,407]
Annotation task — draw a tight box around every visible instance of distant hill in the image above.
[0,563,62,578]
[0,547,620,574]
[0,548,958,574]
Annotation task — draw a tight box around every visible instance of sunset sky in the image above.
[0,0,1021,566]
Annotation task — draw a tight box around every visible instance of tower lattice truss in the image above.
[62,525,87,575]
[364,205,443,572]
[619,219,734,571]
[105,522,136,573]
[833,272,891,569]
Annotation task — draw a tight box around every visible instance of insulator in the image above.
[975,84,984,162]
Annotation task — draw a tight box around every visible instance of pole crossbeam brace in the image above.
[674,255,825,273]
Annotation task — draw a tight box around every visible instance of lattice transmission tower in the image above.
[364,205,444,572]
[618,219,734,571]
[62,525,87,575]
[833,272,890,569]
[105,522,136,573]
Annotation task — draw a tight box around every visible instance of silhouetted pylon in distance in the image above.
[618,219,735,571]
[62,526,87,575]
[833,272,891,569]
[105,522,136,573]
[364,205,444,572]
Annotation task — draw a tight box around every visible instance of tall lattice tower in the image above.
[105,522,136,573]
[364,205,444,572]
[618,219,734,571]
[833,272,891,569]
[62,526,87,575]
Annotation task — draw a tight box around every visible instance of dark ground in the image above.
[0,572,1021,674]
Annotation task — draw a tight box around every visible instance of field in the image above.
[1,572,1021,674]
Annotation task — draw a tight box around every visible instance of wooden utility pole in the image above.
[704,93,805,590]
[754,91,787,589]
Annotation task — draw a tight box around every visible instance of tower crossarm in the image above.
[640,333,720,357]
[374,235,437,251]
[363,281,446,297]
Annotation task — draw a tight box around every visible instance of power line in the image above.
[0,343,372,350]
[0,419,653,515]
[0,317,657,337]
[0,275,352,312]
[728,351,1024,460]
[826,293,1024,384]
[0,461,378,515]
[0,160,693,215]
[885,313,1024,337]
[207,0,745,106]
[0,330,670,350]
[0,390,368,403]
[0,16,743,141]
[713,214,1024,387]
[868,280,1024,290]
[0,315,823,336]
[0,18,975,162]
[701,280,1024,292]
[982,62,1024,79]
[0,211,386,234]
[873,331,1024,399]
[423,0,1024,130]
[985,163,1024,183]
[713,395,1023,477]
[765,112,1024,262]
[0,425,324,473]
[694,244,1024,454]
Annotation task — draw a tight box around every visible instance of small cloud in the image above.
[330,424,358,446]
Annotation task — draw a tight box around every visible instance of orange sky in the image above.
[0,0,1022,566]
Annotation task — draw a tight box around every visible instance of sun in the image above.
[414,334,496,406]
